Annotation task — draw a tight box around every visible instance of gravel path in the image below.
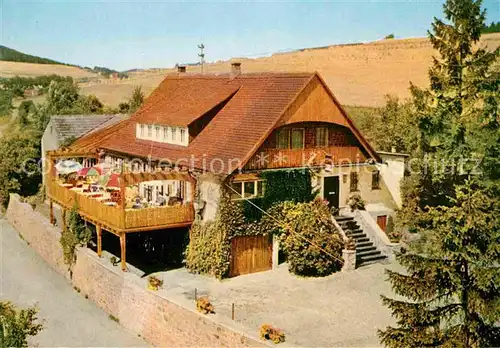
[0,219,146,347]
[156,260,402,347]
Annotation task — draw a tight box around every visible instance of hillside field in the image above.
[3,34,499,107]
[81,33,500,107]
[0,61,98,79]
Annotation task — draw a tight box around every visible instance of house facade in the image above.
[44,64,404,273]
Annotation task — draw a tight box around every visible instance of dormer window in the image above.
[136,123,188,146]
[163,127,168,141]
[180,128,186,143]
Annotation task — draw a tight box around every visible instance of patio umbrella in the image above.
[55,160,83,175]
[77,167,91,176]
[105,173,121,188]
[85,167,102,177]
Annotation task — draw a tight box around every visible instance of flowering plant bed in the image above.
[147,275,163,291]
[260,324,285,344]
[196,297,215,314]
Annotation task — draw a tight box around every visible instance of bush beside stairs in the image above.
[336,216,387,267]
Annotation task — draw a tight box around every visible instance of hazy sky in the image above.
[1,0,498,71]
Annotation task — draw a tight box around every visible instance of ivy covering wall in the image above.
[185,168,340,279]
[243,169,316,221]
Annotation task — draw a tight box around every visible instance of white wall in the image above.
[378,153,407,208]
[41,119,60,186]
[198,173,223,221]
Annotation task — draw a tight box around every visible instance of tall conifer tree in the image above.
[380,1,500,346]
[379,181,500,347]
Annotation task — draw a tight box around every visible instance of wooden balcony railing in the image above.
[47,180,194,232]
[245,146,366,170]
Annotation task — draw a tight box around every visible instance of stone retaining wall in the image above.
[6,194,264,347]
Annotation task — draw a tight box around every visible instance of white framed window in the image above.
[230,180,265,200]
[172,127,177,142]
[316,127,328,147]
[147,125,153,138]
[163,126,168,141]
[180,128,186,144]
[155,126,160,139]
[140,124,145,137]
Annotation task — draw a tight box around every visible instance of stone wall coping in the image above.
[79,245,273,347]
[8,194,272,347]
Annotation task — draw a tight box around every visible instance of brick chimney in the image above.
[231,62,241,75]
[177,65,186,73]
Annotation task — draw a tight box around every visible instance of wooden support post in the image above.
[97,225,102,257]
[49,199,55,225]
[61,208,67,233]
[120,232,126,271]
[119,170,126,229]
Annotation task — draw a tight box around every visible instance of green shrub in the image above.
[278,199,344,277]
[347,193,365,211]
[60,204,92,268]
[0,301,43,347]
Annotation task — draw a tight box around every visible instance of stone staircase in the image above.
[336,216,387,267]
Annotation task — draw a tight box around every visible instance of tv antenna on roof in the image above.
[198,43,205,74]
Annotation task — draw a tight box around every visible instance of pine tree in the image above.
[399,0,499,229]
[382,1,500,346]
[379,181,500,347]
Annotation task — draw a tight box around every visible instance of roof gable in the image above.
[69,72,379,174]
[131,76,241,127]
[50,114,125,141]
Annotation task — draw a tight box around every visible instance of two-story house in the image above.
[45,64,404,273]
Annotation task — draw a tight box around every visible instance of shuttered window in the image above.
[372,170,380,189]
[291,128,304,149]
[276,129,290,149]
[316,127,328,147]
[350,172,359,192]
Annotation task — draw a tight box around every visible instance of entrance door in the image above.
[230,235,272,277]
[323,176,340,211]
[377,215,387,232]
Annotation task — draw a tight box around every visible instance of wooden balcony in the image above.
[244,146,366,170]
[47,180,194,233]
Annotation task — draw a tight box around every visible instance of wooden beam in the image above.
[124,221,193,233]
[49,199,55,225]
[97,225,102,257]
[61,208,67,233]
[122,170,194,186]
[46,149,98,159]
[120,233,126,271]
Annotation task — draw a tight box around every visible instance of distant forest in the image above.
[0,45,125,78]
[482,21,500,33]
[0,45,71,66]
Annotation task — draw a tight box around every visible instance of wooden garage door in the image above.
[230,235,272,277]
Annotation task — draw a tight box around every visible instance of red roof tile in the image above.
[72,72,378,174]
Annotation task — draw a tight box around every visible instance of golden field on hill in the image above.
[3,34,499,107]
[0,61,98,79]
[80,33,499,107]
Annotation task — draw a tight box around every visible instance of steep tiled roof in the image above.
[71,73,315,173]
[50,114,127,142]
[72,72,378,174]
